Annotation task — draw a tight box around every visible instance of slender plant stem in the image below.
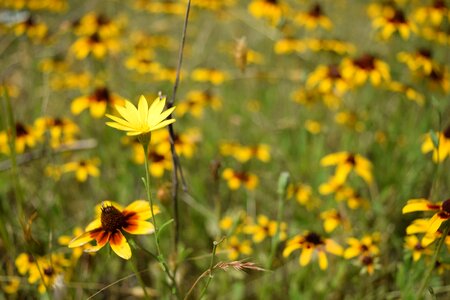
[198,237,224,299]
[416,222,450,299]
[141,142,180,298]
[130,255,150,300]
[267,172,289,269]
[166,0,192,253]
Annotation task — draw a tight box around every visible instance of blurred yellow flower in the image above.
[321,152,373,184]
[244,215,287,243]
[283,232,343,270]
[402,198,450,234]
[62,158,100,182]
[294,4,333,30]
[222,168,259,191]
[222,236,253,260]
[421,127,450,163]
[71,87,125,118]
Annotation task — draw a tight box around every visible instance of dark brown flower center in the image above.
[92,87,111,102]
[327,65,342,79]
[234,171,250,182]
[418,48,432,59]
[149,151,165,163]
[89,33,101,44]
[309,4,324,17]
[361,255,373,266]
[443,125,450,138]
[441,199,450,214]
[305,232,323,245]
[388,9,407,24]
[354,54,376,71]
[414,243,424,250]
[44,267,54,276]
[101,205,126,232]
[346,154,356,165]
[433,0,446,9]
[15,123,28,137]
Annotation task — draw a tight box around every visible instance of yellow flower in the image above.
[222,236,253,260]
[177,90,222,118]
[397,49,435,75]
[341,54,391,87]
[283,232,343,270]
[191,68,228,85]
[344,234,380,259]
[1,276,20,294]
[34,117,79,149]
[306,64,350,96]
[402,198,450,234]
[248,0,287,26]
[385,81,425,106]
[244,215,287,243]
[61,158,100,182]
[222,168,259,191]
[294,4,333,30]
[320,209,349,233]
[413,1,449,26]
[320,152,373,184]
[371,6,417,40]
[421,127,450,163]
[28,254,70,294]
[106,95,176,136]
[404,235,432,261]
[69,200,159,260]
[71,87,125,118]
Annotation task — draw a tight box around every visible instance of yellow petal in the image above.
[299,247,313,266]
[109,231,132,259]
[69,231,95,248]
[123,220,155,235]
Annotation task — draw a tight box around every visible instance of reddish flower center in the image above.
[346,154,356,165]
[305,232,324,245]
[443,125,450,139]
[92,87,111,102]
[44,267,54,276]
[361,255,373,266]
[441,199,450,214]
[327,65,342,79]
[418,48,432,59]
[149,151,165,163]
[414,243,424,250]
[234,171,250,182]
[101,205,126,232]
[433,0,446,9]
[388,9,407,24]
[15,123,28,137]
[309,4,324,17]
[354,54,376,71]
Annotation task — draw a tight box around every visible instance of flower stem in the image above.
[416,222,450,299]
[130,255,150,300]
[267,172,289,269]
[141,142,180,298]
[198,237,224,299]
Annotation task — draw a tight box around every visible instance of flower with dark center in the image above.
[283,231,343,270]
[69,200,159,259]
[403,198,450,234]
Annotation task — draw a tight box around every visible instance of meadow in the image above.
[0,0,449,299]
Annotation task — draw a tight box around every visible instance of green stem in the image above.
[130,255,150,300]
[141,142,180,298]
[267,172,289,269]
[198,237,224,299]
[416,222,450,299]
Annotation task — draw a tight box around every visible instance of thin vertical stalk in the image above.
[141,142,179,298]
[416,222,450,299]
[130,255,150,300]
[166,0,192,252]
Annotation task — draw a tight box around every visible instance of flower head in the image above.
[69,200,159,259]
[106,95,176,137]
